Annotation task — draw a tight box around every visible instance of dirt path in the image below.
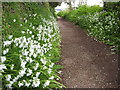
[57,18,118,88]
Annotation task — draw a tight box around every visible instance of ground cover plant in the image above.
[58,5,120,52]
[1,2,64,89]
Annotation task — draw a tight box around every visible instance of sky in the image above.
[55,0,103,10]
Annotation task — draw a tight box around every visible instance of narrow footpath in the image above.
[57,18,118,88]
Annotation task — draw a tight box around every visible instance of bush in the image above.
[58,5,120,52]
[1,2,64,89]
[57,10,69,18]
[58,5,103,23]
[86,11,120,49]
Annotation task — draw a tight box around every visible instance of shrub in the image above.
[1,2,64,89]
[58,5,103,23]
[59,5,120,52]
[57,10,69,18]
[86,11,120,49]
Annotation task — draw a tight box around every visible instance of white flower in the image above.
[22,50,29,56]
[33,14,37,17]
[11,64,14,70]
[19,44,23,48]
[29,31,32,34]
[18,81,24,87]
[6,75,11,81]
[49,76,54,80]
[33,53,37,58]
[3,41,12,47]
[13,19,16,22]
[56,78,60,80]
[34,63,39,70]
[8,35,13,39]
[32,77,40,87]
[30,23,32,27]
[21,31,25,34]
[32,35,34,38]
[58,71,62,74]
[3,48,9,55]
[48,68,52,74]
[25,19,27,23]
[32,26,35,29]
[6,81,14,89]
[6,83,12,89]
[26,57,30,62]
[13,78,17,83]
[40,58,46,65]
[1,56,6,63]
[29,14,31,16]
[43,66,47,70]
[36,72,41,78]
[9,81,14,85]
[26,68,32,76]
[23,80,30,87]
[49,54,51,56]
[29,58,33,63]
[21,60,27,68]
[27,29,30,32]
[25,82,30,87]
[43,80,50,88]
[16,75,20,79]
[0,64,7,70]
[19,68,26,77]
[20,24,22,26]
[49,63,54,68]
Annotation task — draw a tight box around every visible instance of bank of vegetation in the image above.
[58,2,120,52]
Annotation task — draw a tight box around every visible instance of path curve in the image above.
[58,18,118,88]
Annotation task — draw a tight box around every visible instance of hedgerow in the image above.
[58,5,103,22]
[57,5,120,52]
[1,2,65,89]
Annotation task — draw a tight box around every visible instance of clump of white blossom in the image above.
[1,10,64,89]
[77,11,119,50]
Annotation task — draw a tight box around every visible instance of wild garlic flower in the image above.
[13,19,16,22]
[1,56,6,63]
[43,80,50,88]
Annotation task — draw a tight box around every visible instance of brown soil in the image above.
[57,17,118,88]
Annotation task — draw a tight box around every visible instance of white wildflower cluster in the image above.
[80,11,119,46]
[1,13,61,89]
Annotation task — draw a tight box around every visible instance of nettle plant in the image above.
[1,2,64,89]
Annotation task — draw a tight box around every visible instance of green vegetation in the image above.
[1,2,64,89]
[58,5,103,22]
[58,5,120,52]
